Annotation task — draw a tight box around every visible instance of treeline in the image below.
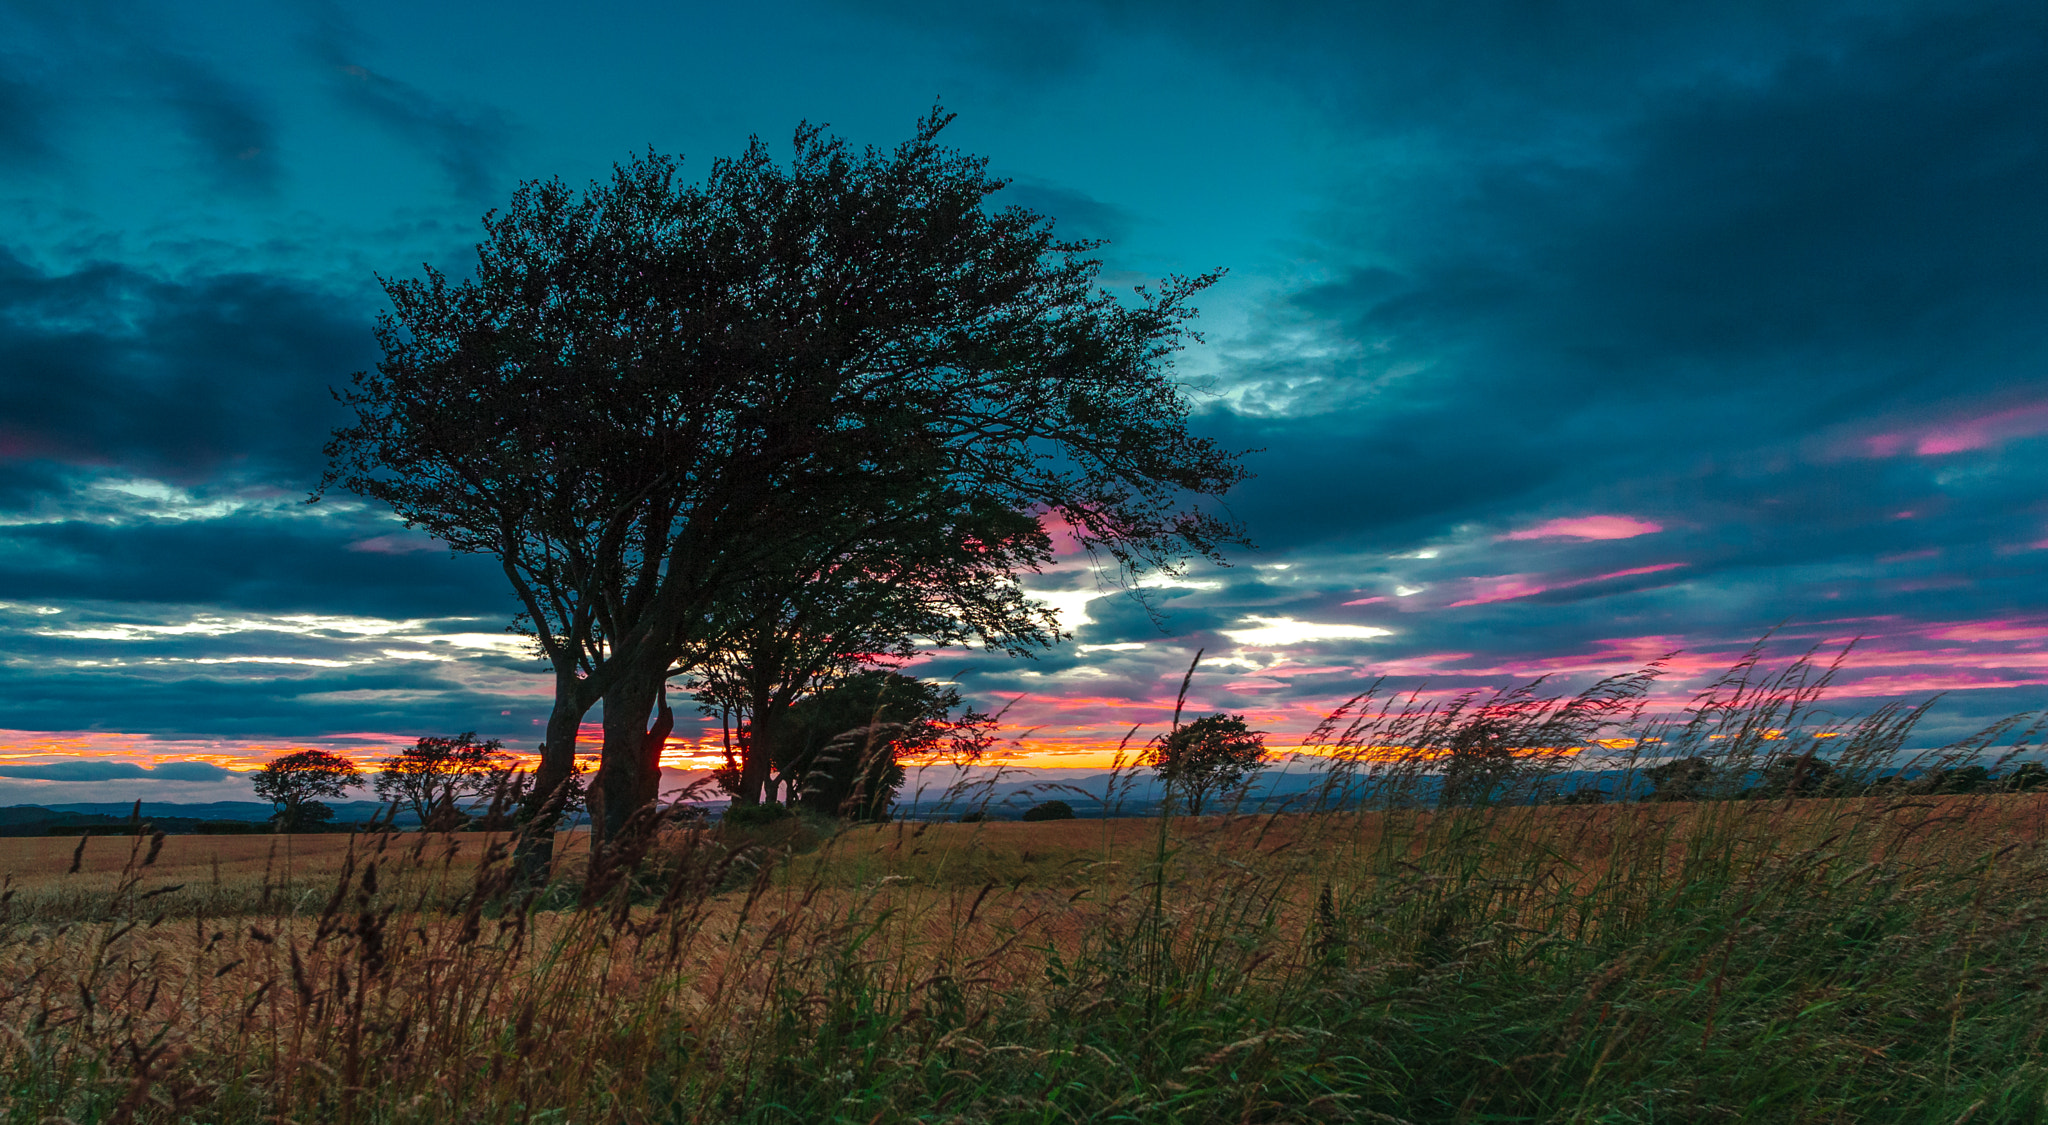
[1629,754,2048,802]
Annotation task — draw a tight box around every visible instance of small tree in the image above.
[2008,761,2048,791]
[1643,756,1718,802]
[1148,713,1267,816]
[1758,751,1836,798]
[1021,800,1076,822]
[374,732,515,829]
[774,671,991,821]
[252,750,364,832]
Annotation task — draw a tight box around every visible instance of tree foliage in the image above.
[251,750,364,832]
[688,491,1055,807]
[1643,756,1718,802]
[755,670,991,821]
[1148,713,1268,816]
[373,732,516,829]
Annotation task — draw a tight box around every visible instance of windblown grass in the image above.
[5,646,2048,1122]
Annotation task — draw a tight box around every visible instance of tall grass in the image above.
[6,645,2048,1122]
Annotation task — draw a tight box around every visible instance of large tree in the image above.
[322,109,1246,862]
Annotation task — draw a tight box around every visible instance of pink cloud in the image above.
[1450,563,1686,607]
[347,533,445,555]
[1927,620,2048,643]
[1864,401,2048,460]
[1503,515,1662,541]
[1915,401,2048,456]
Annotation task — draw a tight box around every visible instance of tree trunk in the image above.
[596,672,667,843]
[513,685,595,883]
[736,681,781,806]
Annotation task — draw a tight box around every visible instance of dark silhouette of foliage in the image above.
[688,493,1055,809]
[1020,800,1076,822]
[252,750,364,833]
[1148,713,1268,816]
[1643,756,1718,802]
[1757,751,1836,797]
[320,108,1246,859]
[374,732,516,829]
[770,671,989,821]
[2008,761,2048,791]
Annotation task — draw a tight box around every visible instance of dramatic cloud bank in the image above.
[0,0,2043,797]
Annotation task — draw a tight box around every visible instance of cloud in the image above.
[1217,616,1394,646]
[1505,516,1663,541]
[0,252,374,484]
[301,13,509,203]
[0,69,53,165]
[136,50,280,194]
[996,177,1138,244]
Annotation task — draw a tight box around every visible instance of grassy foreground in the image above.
[1,790,2047,1123]
[9,648,2048,1124]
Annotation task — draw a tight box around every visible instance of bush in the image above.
[1020,800,1075,822]
[196,820,269,835]
[957,810,988,823]
[720,800,794,828]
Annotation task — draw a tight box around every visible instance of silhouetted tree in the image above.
[689,491,1054,810]
[2008,761,2048,791]
[1149,713,1268,816]
[1643,756,1718,802]
[252,750,364,832]
[1757,751,1835,798]
[374,732,515,829]
[1021,800,1076,822]
[321,109,1245,866]
[770,671,992,821]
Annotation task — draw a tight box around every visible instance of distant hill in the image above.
[0,801,428,836]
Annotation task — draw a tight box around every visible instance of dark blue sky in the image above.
[2,0,2045,801]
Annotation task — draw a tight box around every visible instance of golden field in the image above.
[3,789,2048,1122]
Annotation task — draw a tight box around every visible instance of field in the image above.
[4,786,2048,1124]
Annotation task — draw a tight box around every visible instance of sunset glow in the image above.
[0,0,2042,809]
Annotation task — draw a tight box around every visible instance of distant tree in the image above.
[769,671,993,821]
[252,750,364,832]
[322,109,1246,867]
[2007,762,2048,791]
[1148,713,1268,816]
[1643,756,1718,802]
[1021,800,1076,822]
[1915,764,1994,795]
[1757,752,1835,798]
[374,732,515,829]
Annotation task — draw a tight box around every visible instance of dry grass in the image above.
[7,649,2048,1121]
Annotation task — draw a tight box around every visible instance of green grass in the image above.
[6,649,2048,1122]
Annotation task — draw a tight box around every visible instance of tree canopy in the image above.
[687,487,1056,808]
[1148,713,1268,816]
[765,670,992,820]
[321,108,1246,854]
[374,732,516,829]
[252,750,364,832]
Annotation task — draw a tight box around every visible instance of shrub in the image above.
[720,800,794,828]
[1020,800,1075,821]
[195,820,268,835]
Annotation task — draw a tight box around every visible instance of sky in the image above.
[1,0,2046,805]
